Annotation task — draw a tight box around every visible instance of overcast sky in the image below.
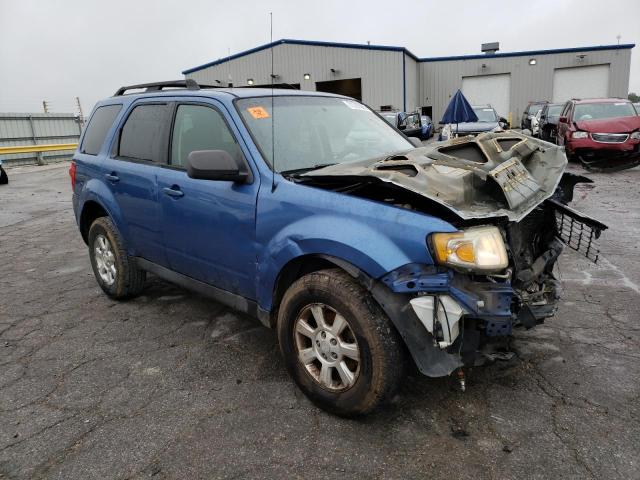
[1,0,638,114]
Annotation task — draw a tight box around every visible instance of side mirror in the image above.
[187,150,249,183]
[558,116,568,124]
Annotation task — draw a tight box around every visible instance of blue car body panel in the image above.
[254,177,455,310]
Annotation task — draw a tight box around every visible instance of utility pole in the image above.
[42,100,50,113]
[75,97,85,126]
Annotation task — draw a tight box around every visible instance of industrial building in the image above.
[183,39,634,124]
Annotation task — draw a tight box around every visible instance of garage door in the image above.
[462,74,511,118]
[552,64,610,102]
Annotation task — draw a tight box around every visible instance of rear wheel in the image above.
[277,269,405,416]
[0,166,7,185]
[88,217,145,299]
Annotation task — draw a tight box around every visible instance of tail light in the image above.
[69,161,77,191]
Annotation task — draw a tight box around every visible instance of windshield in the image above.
[547,105,563,117]
[472,107,498,122]
[529,103,546,114]
[381,113,397,125]
[237,96,412,172]
[573,102,637,121]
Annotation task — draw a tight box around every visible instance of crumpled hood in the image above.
[302,132,567,222]
[453,121,498,133]
[575,116,640,133]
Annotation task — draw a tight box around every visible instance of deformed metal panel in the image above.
[302,132,568,222]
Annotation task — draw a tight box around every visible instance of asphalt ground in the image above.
[1,160,639,479]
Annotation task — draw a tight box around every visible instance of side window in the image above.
[170,104,241,168]
[119,104,171,162]
[81,105,122,155]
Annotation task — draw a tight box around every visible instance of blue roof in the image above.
[182,39,419,74]
[183,39,635,74]
[420,43,636,62]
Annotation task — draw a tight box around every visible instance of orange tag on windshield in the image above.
[247,106,270,119]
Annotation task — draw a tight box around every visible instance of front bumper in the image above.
[567,137,640,171]
[373,261,559,378]
[576,146,640,172]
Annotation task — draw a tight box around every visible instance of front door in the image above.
[157,101,259,299]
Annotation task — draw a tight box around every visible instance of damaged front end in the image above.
[298,132,608,376]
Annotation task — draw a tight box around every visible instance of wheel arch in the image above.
[266,254,374,329]
[77,178,127,245]
[79,200,109,244]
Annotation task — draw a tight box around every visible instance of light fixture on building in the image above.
[303,73,311,80]
[214,79,221,84]
[330,68,340,74]
[529,58,537,65]
[270,73,280,79]
[481,63,487,69]
[247,79,254,85]
[576,54,586,62]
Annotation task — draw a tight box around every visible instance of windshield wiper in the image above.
[280,163,337,176]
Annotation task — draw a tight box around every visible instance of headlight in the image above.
[430,226,508,272]
[572,131,589,139]
[631,131,640,140]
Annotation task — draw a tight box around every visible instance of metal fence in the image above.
[0,113,82,166]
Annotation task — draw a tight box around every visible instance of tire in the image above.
[0,167,7,185]
[88,216,146,299]
[277,268,405,416]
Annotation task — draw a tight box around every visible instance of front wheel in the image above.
[88,217,146,299]
[277,269,405,416]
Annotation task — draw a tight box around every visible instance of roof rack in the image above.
[113,79,217,96]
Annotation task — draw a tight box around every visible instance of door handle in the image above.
[105,173,119,182]
[163,186,184,198]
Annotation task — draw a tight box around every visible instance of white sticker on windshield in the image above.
[343,100,369,111]
[482,108,493,112]
[614,102,626,106]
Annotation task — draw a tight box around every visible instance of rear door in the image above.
[103,101,172,266]
[157,100,259,299]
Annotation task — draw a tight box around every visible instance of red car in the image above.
[557,98,640,171]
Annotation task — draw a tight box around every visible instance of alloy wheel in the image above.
[294,303,360,391]
[94,234,117,286]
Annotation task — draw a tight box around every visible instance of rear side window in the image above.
[119,104,171,162]
[81,105,122,155]
[170,104,241,168]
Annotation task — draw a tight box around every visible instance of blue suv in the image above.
[71,80,605,416]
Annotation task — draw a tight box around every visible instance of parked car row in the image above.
[520,98,640,171]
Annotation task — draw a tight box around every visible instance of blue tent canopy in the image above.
[440,89,478,125]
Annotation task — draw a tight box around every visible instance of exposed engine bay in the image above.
[291,132,609,375]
